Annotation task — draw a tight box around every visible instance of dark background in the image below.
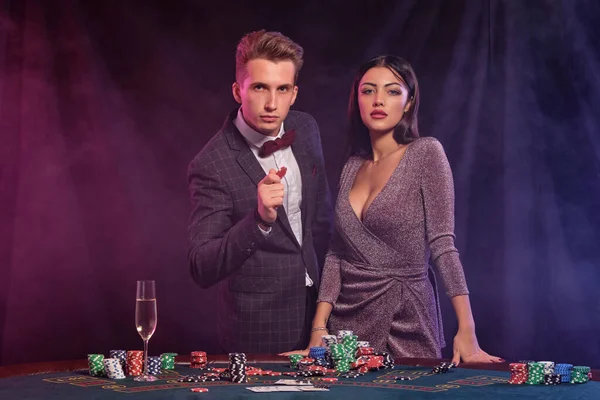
[1,0,599,367]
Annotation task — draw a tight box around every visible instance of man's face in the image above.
[233,58,298,136]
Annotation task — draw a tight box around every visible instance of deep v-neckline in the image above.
[348,144,412,224]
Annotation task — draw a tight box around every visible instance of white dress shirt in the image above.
[234,108,313,287]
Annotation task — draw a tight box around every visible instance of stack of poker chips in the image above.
[190,351,208,369]
[308,347,327,362]
[87,354,105,377]
[329,343,351,372]
[286,330,394,379]
[356,346,374,357]
[336,330,354,342]
[342,335,358,359]
[554,363,573,383]
[103,358,126,379]
[109,350,127,371]
[544,373,562,385]
[160,353,177,370]
[538,361,555,375]
[321,335,338,348]
[147,356,162,375]
[229,353,247,383]
[126,350,144,376]
[508,363,528,384]
[289,354,303,368]
[525,362,545,384]
[571,366,591,383]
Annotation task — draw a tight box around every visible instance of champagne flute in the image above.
[134,280,157,382]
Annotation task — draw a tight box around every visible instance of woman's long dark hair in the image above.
[346,55,420,160]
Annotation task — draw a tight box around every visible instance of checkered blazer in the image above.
[187,109,333,353]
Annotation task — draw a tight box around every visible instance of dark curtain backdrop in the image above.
[1,0,599,367]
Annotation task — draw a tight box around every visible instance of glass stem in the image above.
[143,339,149,376]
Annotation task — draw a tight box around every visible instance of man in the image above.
[187,30,333,354]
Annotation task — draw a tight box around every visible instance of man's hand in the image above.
[257,169,284,223]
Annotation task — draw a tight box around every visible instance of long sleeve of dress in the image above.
[420,138,470,298]
[316,231,345,305]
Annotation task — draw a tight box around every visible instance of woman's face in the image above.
[357,67,411,136]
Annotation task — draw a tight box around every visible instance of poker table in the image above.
[1,355,598,399]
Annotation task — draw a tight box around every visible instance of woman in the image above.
[284,55,502,364]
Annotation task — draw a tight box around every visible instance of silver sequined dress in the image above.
[317,137,470,358]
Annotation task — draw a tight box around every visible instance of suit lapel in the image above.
[291,135,321,285]
[236,148,266,187]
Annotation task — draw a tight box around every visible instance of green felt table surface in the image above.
[1,357,599,400]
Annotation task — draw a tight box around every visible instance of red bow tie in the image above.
[258,130,296,158]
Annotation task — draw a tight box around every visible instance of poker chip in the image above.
[525,362,545,384]
[190,351,208,370]
[219,370,232,380]
[160,352,177,370]
[309,347,327,360]
[109,350,127,371]
[321,335,338,347]
[322,377,338,382]
[508,363,528,384]
[571,366,591,384]
[554,363,573,383]
[544,373,562,385]
[87,354,105,377]
[190,387,209,393]
[229,352,247,383]
[374,352,395,369]
[356,347,374,357]
[276,167,287,178]
[336,330,354,342]
[430,362,456,375]
[313,357,328,367]
[285,329,396,381]
[391,375,414,380]
[289,354,303,368]
[147,356,162,375]
[126,351,144,377]
[538,361,555,375]
[103,358,126,379]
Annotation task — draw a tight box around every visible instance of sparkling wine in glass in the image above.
[134,280,157,382]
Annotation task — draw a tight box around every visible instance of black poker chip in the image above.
[385,375,415,380]
[219,371,232,380]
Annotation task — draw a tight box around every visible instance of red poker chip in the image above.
[190,387,209,392]
[322,377,338,382]
[358,365,370,374]
[276,167,287,178]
